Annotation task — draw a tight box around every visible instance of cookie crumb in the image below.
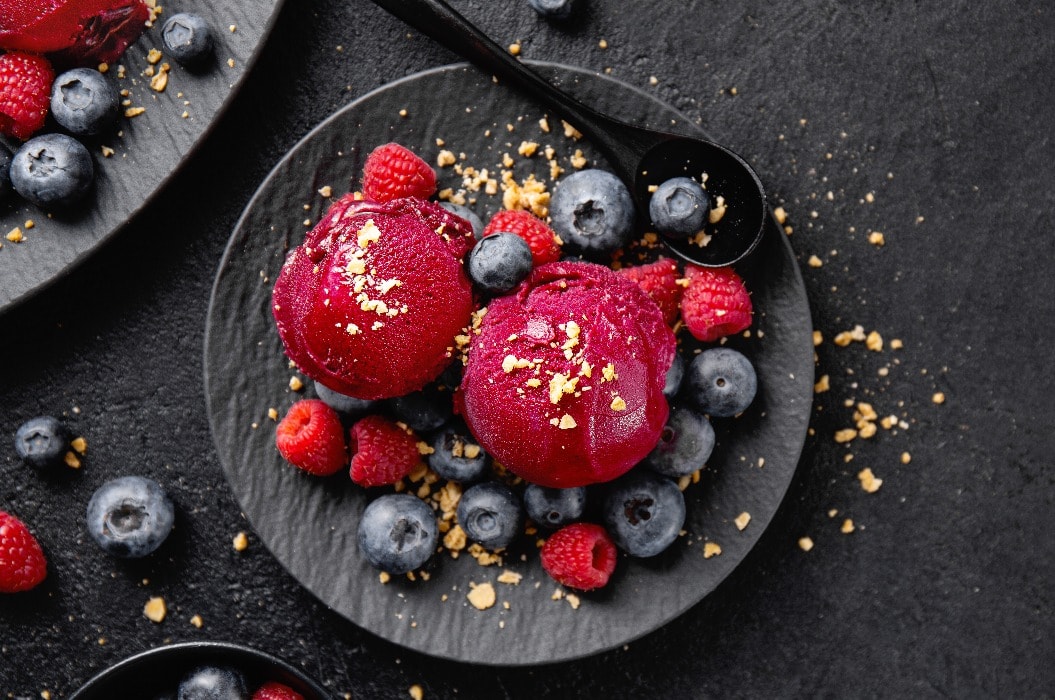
[467,582,497,610]
[508,42,521,56]
[289,376,304,391]
[834,428,857,443]
[598,38,608,49]
[189,614,203,628]
[318,185,333,197]
[703,541,722,558]
[232,531,249,551]
[6,227,23,243]
[865,331,883,352]
[566,593,581,609]
[124,106,145,118]
[807,254,823,268]
[814,374,830,393]
[379,571,391,584]
[868,231,885,246]
[409,685,424,700]
[71,436,88,454]
[798,536,814,552]
[143,596,166,623]
[901,451,912,464]
[932,392,946,404]
[841,518,855,534]
[857,467,883,493]
[64,451,81,469]
[734,512,751,531]
[496,570,522,585]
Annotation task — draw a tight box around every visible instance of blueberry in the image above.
[664,352,685,400]
[14,416,70,469]
[388,384,452,432]
[467,232,533,294]
[162,13,214,66]
[429,422,491,482]
[177,665,247,700]
[527,0,575,19]
[50,68,119,136]
[687,347,757,417]
[0,144,12,202]
[439,201,485,240]
[603,471,685,557]
[314,379,376,417]
[457,482,523,550]
[438,360,463,390]
[358,494,438,573]
[549,169,635,254]
[649,177,710,239]
[10,134,94,209]
[643,407,715,478]
[523,484,586,529]
[86,476,175,558]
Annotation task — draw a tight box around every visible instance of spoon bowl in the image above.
[372,0,768,267]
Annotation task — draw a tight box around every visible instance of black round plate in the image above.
[204,62,814,666]
[68,641,331,699]
[0,0,285,314]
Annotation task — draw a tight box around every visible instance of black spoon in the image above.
[371,0,767,267]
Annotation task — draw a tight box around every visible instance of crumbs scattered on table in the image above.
[189,614,203,628]
[798,537,814,552]
[232,531,249,552]
[466,581,496,610]
[857,467,882,493]
[143,596,167,623]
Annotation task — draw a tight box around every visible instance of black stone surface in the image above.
[1,0,1053,696]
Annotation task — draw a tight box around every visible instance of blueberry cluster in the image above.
[319,342,757,578]
[1,14,214,211]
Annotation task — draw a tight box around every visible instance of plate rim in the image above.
[204,60,814,666]
[0,0,290,318]
[67,640,332,699]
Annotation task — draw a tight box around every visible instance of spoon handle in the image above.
[369,0,652,180]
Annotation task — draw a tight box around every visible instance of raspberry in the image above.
[0,0,150,66]
[252,682,304,700]
[361,142,436,202]
[275,399,347,476]
[482,210,561,266]
[680,265,753,342]
[617,258,683,325]
[0,52,54,140]
[540,522,617,591]
[349,415,422,487]
[0,511,47,593]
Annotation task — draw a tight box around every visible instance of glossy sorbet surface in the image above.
[459,261,675,487]
[272,195,476,400]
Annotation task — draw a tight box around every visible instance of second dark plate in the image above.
[204,62,813,665]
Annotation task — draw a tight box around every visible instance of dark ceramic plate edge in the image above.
[68,641,333,699]
[0,0,289,318]
[204,61,814,666]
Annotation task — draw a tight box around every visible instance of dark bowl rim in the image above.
[67,640,333,699]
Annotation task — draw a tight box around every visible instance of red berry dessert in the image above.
[0,52,55,139]
[272,195,476,400]
[252,681,304,700]
[680,264,753,342]
[348,415,421,487]
[362,142,437,202]
[0,511,47,593]
[617,257,684,326]
[0,0,149,67]
[540,522,617,591]
[275,399,347,476]
[457,260,675,488]
[482,209,562,267]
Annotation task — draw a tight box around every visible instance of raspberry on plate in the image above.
[252,681,304,700]
[679,264,752,342]
[349,415,421,487]
[617,257,684,326]
[0,52,54,140]
[482,209,562,266]
[275,399,347,476]
[361,142,436,202]
[540,522,617,591]
[0,511,47,593]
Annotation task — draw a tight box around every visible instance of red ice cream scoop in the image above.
[272,195,476,400]
[0,0,149,66]
[458,261,676,488]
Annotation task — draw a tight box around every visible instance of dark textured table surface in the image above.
[2,1,1053,697]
